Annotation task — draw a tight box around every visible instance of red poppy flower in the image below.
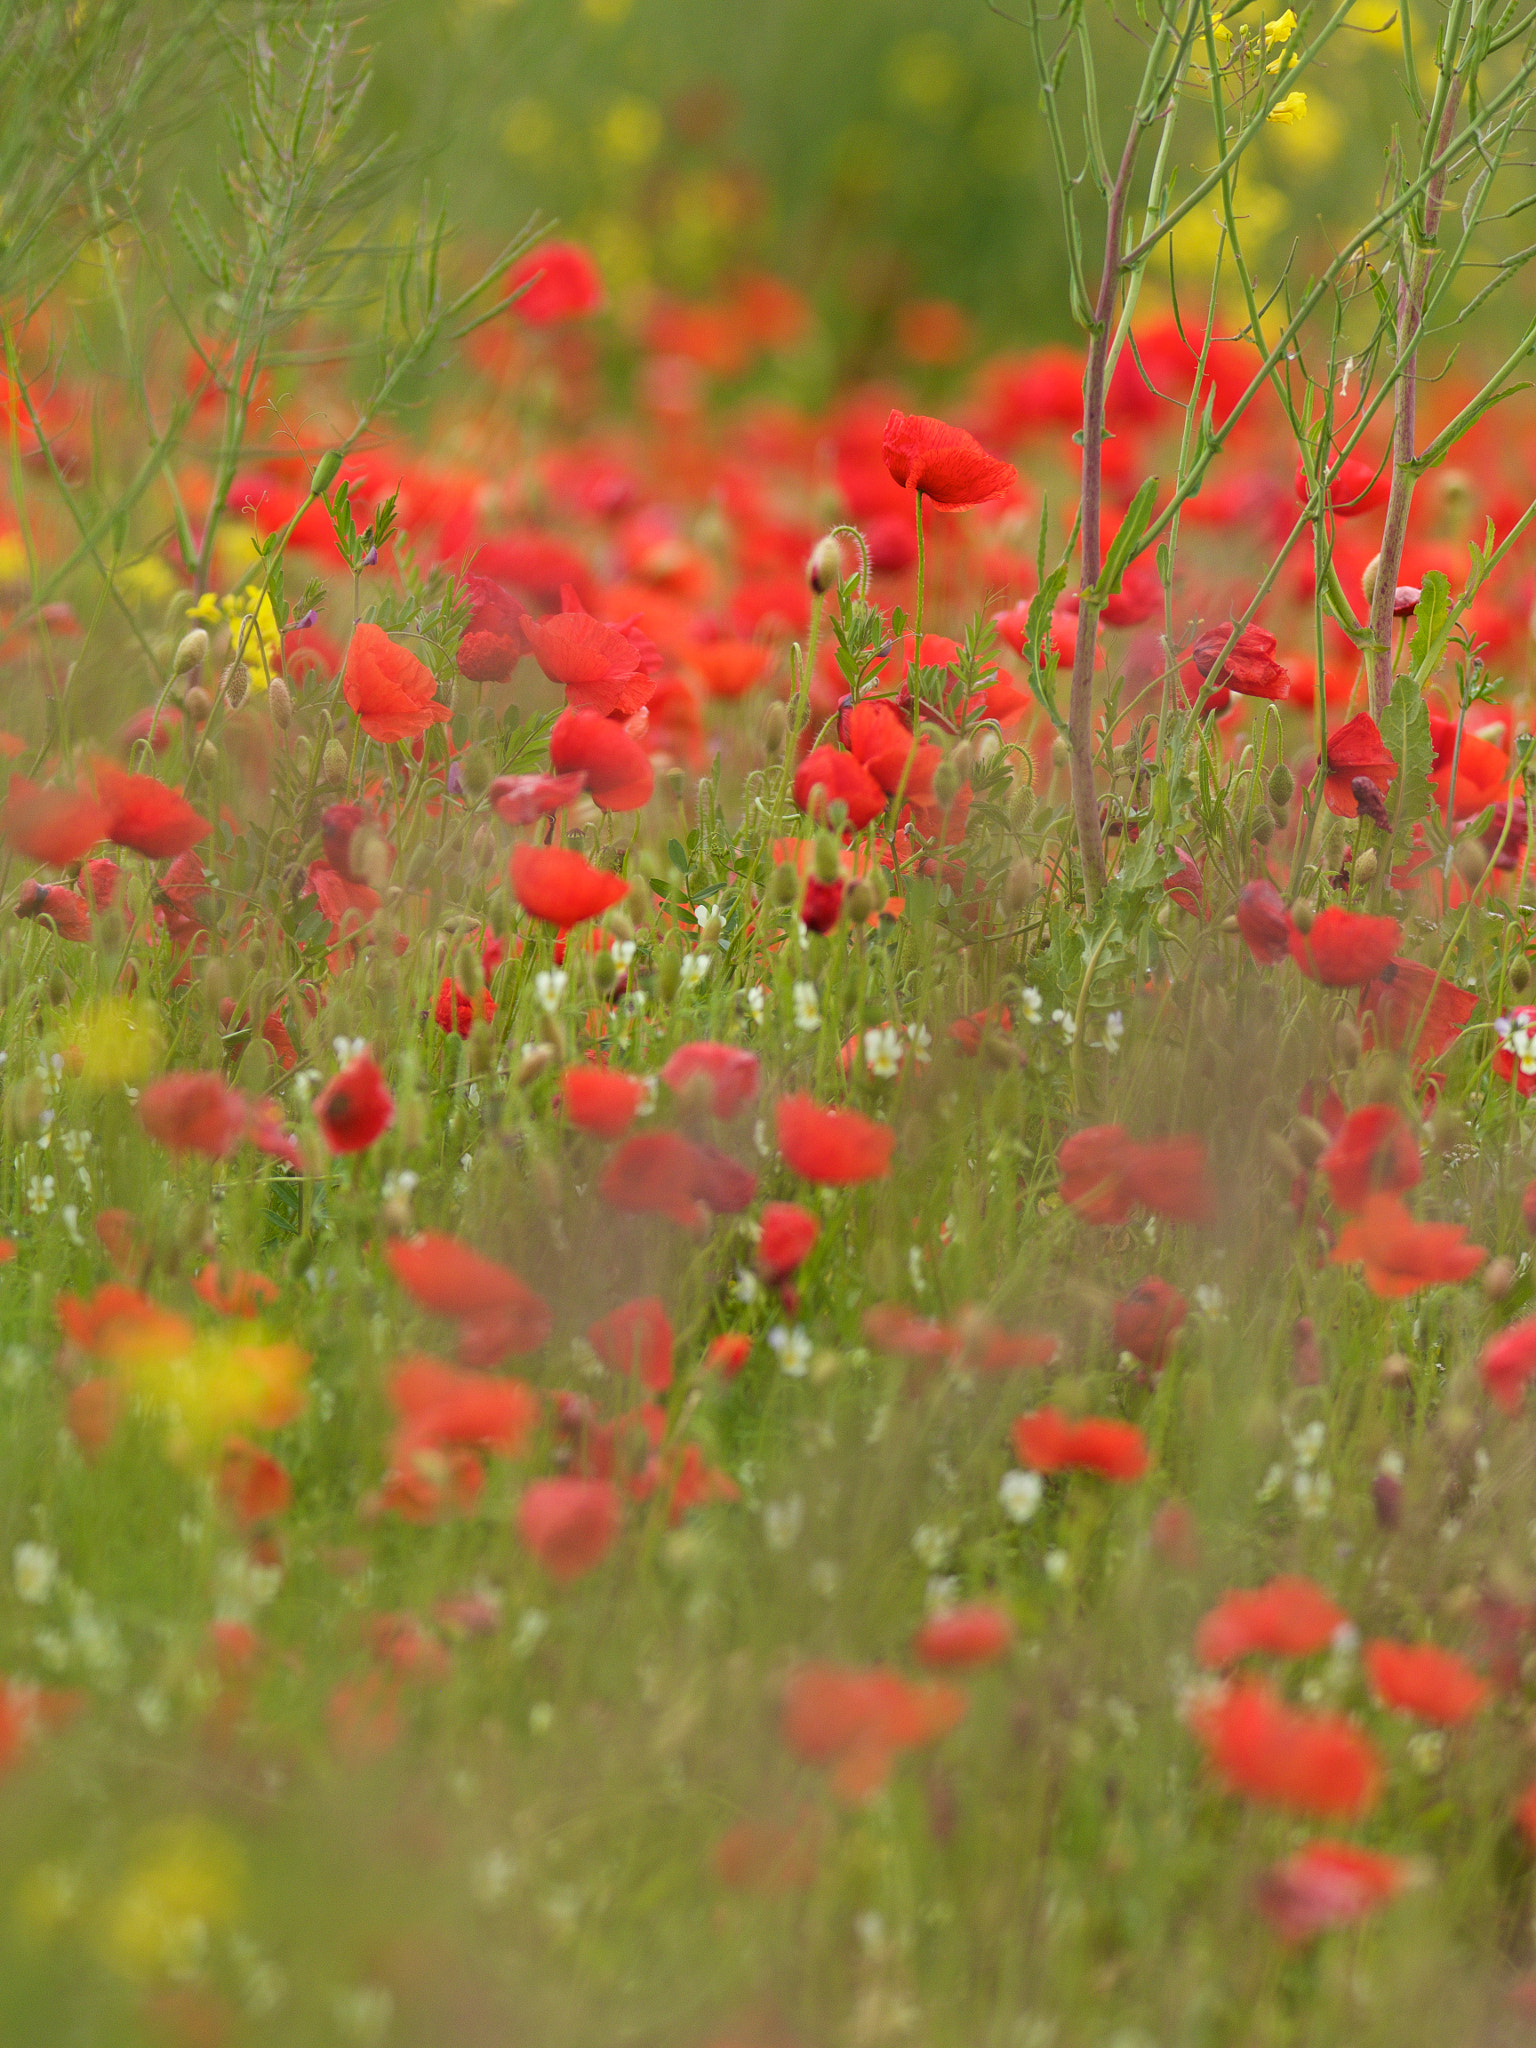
[777,1094,895,1184]
[705,1332,753,1378]
[1013,1408,1149,1480]
[1,776,108,864]
[1057,1125,1214,1226]
[488,771,589,826]
[16,879,91,940]
[913,1603,1012,1669]
[57,1282,190,1356]
[1481,1316,1536,1414]
[711,1810,823,1892]
[218,1439,291,1525]
[845,699,938,802]
[318,802,369,881]
[1236,879,1293,964]
[1113,1276,1187,1369]
[456,573,528,681]
[1323,712,1398,819]
[517,1477,621,1580]
[1257,1841,1412,1943]
[562,1064,648,1139]
[1196,1577,1347,1668]
[1190,624,1289,700]
[1293,451,1391,517]
[1358,959,1475,1067]
[548,708,654,812]
[510,843,628,927]
[757,1201,819,1283]
[139,1073,249,1158]
[387,1234,550,1353]
[92,762,210,859]
[505,241,604,325]
[792,745,887,829]
[194,1267,279,1317]
[881,410,1017,508]
[341,623,451,745]
[862,1304,959,1363]
[801,875,843,933]
[781,1662,967,1802]
[1188,1679,1380,1817]
[434,977,495,1037]
[1332,1193,1486,1296]
[1364,1639,1488,1725]
[67,1376,121,1457]
[587,1297,673,1391]
[1317,1105,1421,1212]
[597,1130,738,1229]
[389,1355,539,1457]
[662,1041,760,1117]
[521,604,650,718]
[314,1051,394,1154]
[689,640,772,699]
[686,1141,757,1214]
[1290,908,1402,986]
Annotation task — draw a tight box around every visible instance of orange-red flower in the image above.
[1235,880,1292,965]
[1317,1104,1421,1212]
[1013,1408,1148,1480]
[913,1603,1012,1669]
[218,1438,291,1525]
[1,776,108,864]
[1057,1125,1215,1226]
[342,622,452,744]
[1188,1678,1380,1817]
[456,572,528,681]
[562,1063,647,1138]
[314,1051,394,1154]
[1195,1577,1347,1668]
[1290,908,1402,986]
[781,1661,967,1802]
[194,1267,280,1317]
[549,708,653,812]
[1257,1841,1412,1943]
[757,1201,819,1284]
[16,879,92,940]
[93,761,210,860]
[1364,1639,1488,1725]
[587,1297,673,1392]
[1482,1316,1536,1414]
[1112,1276,1187,1369]
[387,1232,550,1354]
[662,1041,760,1118]
[1323,711,1398,820]
[517,1477,621,1580]
[792,744,887,829]
[1330,1193,1486,1296]
[1358,958,1476,1067]
[510,843,628,927]
[521,603,650,717]
[1190,623,1289,700]
[139,1073,250,1158]
[881,410,1017,508]
[777,1094,895,1184]
[505,240,604,324]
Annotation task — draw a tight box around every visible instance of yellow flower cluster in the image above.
[185,585,281,689]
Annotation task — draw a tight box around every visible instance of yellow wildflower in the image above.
[1264,8,1298,45]
[1210,9,1232,43]
[68,996,165,1089]
[100,1817,243,1981]
[1267,90,1308,123]
[105,1323,308,1459]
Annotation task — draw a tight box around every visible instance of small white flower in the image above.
[610,939,636,968]
[905,1022,933,1064]
[792,981,821,1033]
[1292,1419,1326,1467]
[1192,1284,1226,1318]
[745,984,766,1026]
[680,951,712,987]
[907,1244,927,1292]
[925,1574,960,1613]
[1293,1467,1333,1519]
[59,1129,91,1164]
[381,1170,420,1201]
[768,1325,813,1378]
[1043,1548,1072,1584]
[998,1469,1043,1523]
[60,1205,84,1248]
[470,1847,519,1907]
[635,1075,660,1117]
[1255,1460,1285,1504]
[332,1035,368,1065]
[763,1495,804,1551]
[864,1025,904,1079]
[1100,1010,1125,1054]
[808,1558,840,1598]
[25,1175,54,1216]
[511,1608,548,1658]
[1050,1008,1077,1045]
[1020,986,1044,1025]
[731,1267,762,1305]
[528,1701,554,1736]
[534,969,568,1014]
[1406,1729,1446,1775]
[912,1523,955,1570]
[13,1542,58,1605]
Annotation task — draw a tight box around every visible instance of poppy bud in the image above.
[950,740,975,783]
[1010,786,1035,830]
[1267,761,1295,806]
[592,949,618,993]
[201,957,231,1009]
[1372,1465,1403,1529]
[1360,552,1382,608]
[1051,735,1070,768]
[404,846,434,890]
[761,702,787,756]
[1380,1351,1411,1389]
[934,758,963,808]
[604,910,635,944]
[517,1043,556,1086]
[533,1153,563,1212]
[321,738,347,786]
[1290,898,1315,934]
[471,824,498,872]
[222,661,250,714]
[845,879,876,923]
[1512,956,1532,994]
[454,943,483,997]
[657,947,683,1001]
[95,908,125,954]
[812,832,840,884]
[1003,857,1037,912]
[1429,1102,1464,1149]
[768,861,801,908]
[1353,848,1379,886]
[806,534,842,594]
[974,727,1000,767]
[1264,1131,1302,1179]
[1251,811,1274,846]
[1334,1018,1362,1068]
[468,1019,495,1076]
[463,748,493,800]
[173,628,209,675]
[489,893,512,940]
[1453,837,1489,889]
[1290,1116,1333,1168]
[268,677,293,729]
[183,685,213,721]
[1359,1051,1400,1102]
[1484,1256,1517,1302]
[292,734,312,778]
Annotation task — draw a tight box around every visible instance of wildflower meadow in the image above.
[8,0,1536,2041]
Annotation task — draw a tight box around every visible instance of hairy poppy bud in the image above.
[291,734,312,778]
[1352,847,1379,886]
[321,737,347,786]
[1051,734,1070,769]
[950,740,975,783]
[471,823,498,872]
[222,661,250,714]
[974,726,1000,767]
[462,747,493,800]
[517,1042,556,1086]
[657,947,683,1001]
[813,832,841,884]
[1512,955,1532,994]
[1264,1131,1302,1179]
[1003,857,1037,913]
[761,701,787,756]
[267,675,293,729]
[467,1018,495,1076]
[845,878,876,923]
[1484,1255,1517,1302]
[591,949,618,993]
[1267,761,1295,807]
[934,758,963,808]
[1453,837,1489,888]
[1290,1116,1333,1168]
[626,877,651,924]
[604,910,635,944]
[173,628,209,675]
[1429,1101,1463,1149]
[1360,553,1381,609]
[404,846,434,891]
[1010,786,1035,830]
[806,534,842,594]
[454,942,483,997]
[769,861,801,908]
[1380,1350,1411,1389]
[1290,898,1315,935]
[1251,811,1274,846]
[183,685,213,721]
[7,1073,45,1137]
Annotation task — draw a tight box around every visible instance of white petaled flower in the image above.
[680,951,712,987]
[1291,1419,1326,1467]
[1193,1284,1226,1318]
[1044,1548,1072,1584]
[911,1523,954,1570]
[13,1542,58,1605]
[731,1267,762,1305]
[792,981,821,1033]
[59,1129,91,1164]
[998,1469,1043,1523]
[746,985,766,1026]
[534,969,568,1014]
[1020,986,1044,1025]
[636,1075,659,1117]
[763,1495,804,1551]
[864,1025,904,1079]
[908,1244,927,1292]
[1101,1010,1125,1054]
[332,1035,368,1065]
[1051,1007,1077,1045]
[768,1325,813,1378]
[1293,1467,1333,1519]
[25,1175,54,1216]
[906,1022,933,1064]
[610,939,636,968]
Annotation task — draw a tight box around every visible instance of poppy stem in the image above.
[911,491,926,712]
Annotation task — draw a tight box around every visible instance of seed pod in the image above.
[462,747,493,800]
[1267,761,1294,806]
[1511,955,1532,993]
[183,685,213,722]
[813,831,841,884]
[845,879,876,923]
[806,534,842,594]
[1353,847,1379,887]
[320,737,347,786]
[222,661,251,714]
[1010,786,1036,831]
[1290,898,1315,935]
[1251,811,1274,846]
[592,950,618,993]
[603,910,635,944]
[1453,837,1489,889]
[768,861,801,908]
[268,677,293,730]
[173,628,209,675]
[761,702,787,756]
[933,758,963,808]
[1360,552,1382,609]
[1290,1116,1333,1168]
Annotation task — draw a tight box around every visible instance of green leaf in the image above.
[1407,567,1450,678]
[1383,670,1433,837]
[1092,475,1158,604]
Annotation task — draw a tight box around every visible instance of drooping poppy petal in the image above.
[549,708,654,812]
[510,843,628,927]
[1058,1124,1137,1224]
[387,1232,550,1333]
[92,761,210,859]
[521,606,649,717]
[1124,1136,1216,1225]
[1358,959,1475,1067]
[1236,879,1292,965]
[1324,712,1398,819]
[1195,1577,1348,1668]
[1481,1316,1536,1414]
[1012,1408,1149,1480]
[1112,1276,1187,1369]
[218,1438,292,1524]
[1190,623,1289,699]
[562,1064,648,1139]
[517,1477,621,1580]
[1364,1639,1489,1725]
[456,573,528,681]
[597,1131,708,1229]
[1257,1841,1413,1943]
[341,623,452,744]
[314,1052,393,1154]
[776,1094,895,1184]
[389,1355,539,1456]
[792,745,887,829]
[1290,908,1402,987]
[1331,1193,1486,1297]
[138,1073,249,1158]
[587,1297,673,1392]
[913,1603,1013,1669]
[661,1041,760,1117]
[881,410,1017,508]
[1317,1105,1421,1212]
[1,776,109,864]
[16,879,92,940]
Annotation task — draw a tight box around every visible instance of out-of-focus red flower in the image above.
[705,1332,753,1378]
[1,776,108,864]
[194,1266,279,1317]
[16,879,91,940]
[505,241,604,325]
[549,708,654,812]
[342,623,451,744]
[563,1063,648,1138]
[1163,847,1205,917]
[782,1661,967,1802]
[139,1072,249,1158]
[489,771,589,825]
[1317,1104,1421,1212]
[1188,1679,1380,1817]
[92,761,210,859]
[1358,958,1475,1067]
[881,410,1017,509]
[1482,1316,1536,1414]
[587,1297,673,1392]
[1524,1184,1536,1235]
[218,1438,291,1525]
[522,600,651,718]
[1257,1841,1412,1943]
[319,802,368,881]
[456,573,528,681]
[390,1355,539,1458]
[757,1201,819,1284]
[1323,712,1398,819]
[689,640,772,699]
[1057,1125,1214,1226]
[1331,1193,1485,1296]
[1364,1639,1488,1725]
[1190,624,1289,699]
[793,745,887,829]
[1294,450,1391,517]
[434,976,494,1037]
[597,1130,752,1228]
[662,1041,759,1117]
[517,1477,621,1580]
[510,843,628,927]
[913,1603,1012,1669]
[1196,1577,1347,1668]
[800,874,844,933]
[67,1375,121,1457]
[314,1051,394,1154]
[387,1232,551,1360]
[712,1809,824,1892]
[1495,1005,1536,1097]
[1112,1276,1187,1369]
[1014,1408,1148,1480]
[777,1094,894,1184]
[1289,907,1401,986]
[1150,1498,1200,1569]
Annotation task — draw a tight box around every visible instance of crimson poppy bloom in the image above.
[801,875,844,933]
[1323,712,1398,819]
[389,1355,539,1458]
[1057,1125,1214,1226]
[456,573,528,681]
[662,1041,760,1117]
[1113,1276,1187,1369]
[1,776,108,864]
[757,1201,819,1283]
[913,1603,1012,1669]
[686,1141,757,1214]
[587,1297,673,1392]
[1364,1639,1488,1725]
[1317,1105,1421,1212]
[488,771,589,825]
[1188,1679,1380,1817]
[342,623,451,745]
[218,1439,291,1525]
[92,761,210,860]
[1289,907,1402,987]
[1293,451,1391,517]
[314,1051,394,1154]
[1358,959,1476,1067]
[505,241,604,325]
[1257,1841,1412,1944]
[517,1477,621,1580]
[521,604,650,718]
[705,1332,753,1378]
[139,1072,249,1158]
[845,698,937,801]
[781,1662,967,1802]
[549,708,653,812]
[792,745,887,830]
[690,639,771,699]
[387,1232,550,1353]
[1482,1316,1536,1414]
[1196,1577,1347,1668]
[1233,879,1291,964]
[434,977,495,1037]
[510,843,628,927]
[596,1130,743,1229]
[881,410,1017,508]
[562,1064,648,1138]
[1190,624,1289,699]
[777,1094,895,1184]
[1013,1408,1148,1480]
[194,1267,279,1317]
[1331,1193,1486,1296]
[16,879,91,940]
